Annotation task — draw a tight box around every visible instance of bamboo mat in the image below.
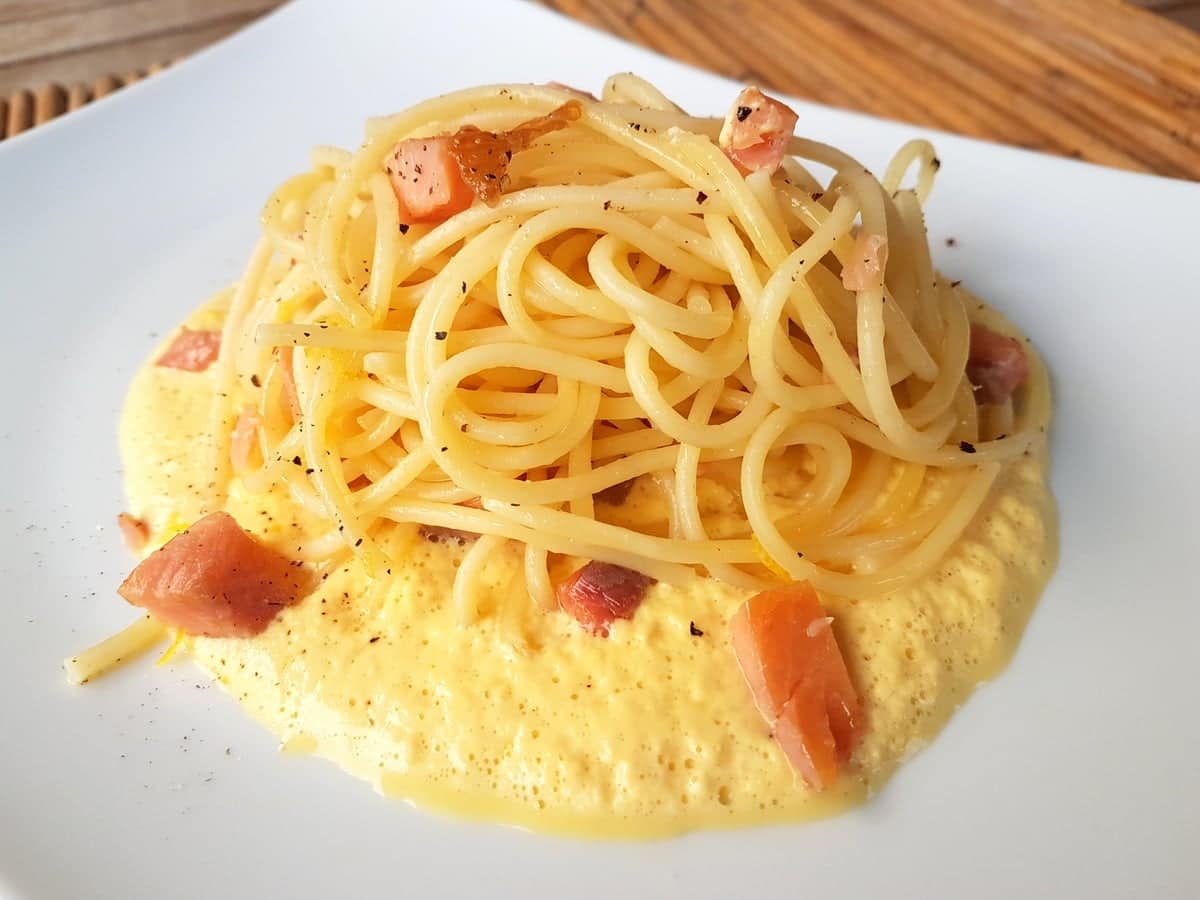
[1,63,172,140]
[2,0,1198,179]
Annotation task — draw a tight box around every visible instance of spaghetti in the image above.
[198,73,1049,624]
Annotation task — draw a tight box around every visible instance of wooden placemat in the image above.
[536,0,1200,179]
[1,63,172,140]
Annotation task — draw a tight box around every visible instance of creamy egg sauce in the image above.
[119,300,1057,839]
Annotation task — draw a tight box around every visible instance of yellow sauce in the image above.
[119,302,1057,839]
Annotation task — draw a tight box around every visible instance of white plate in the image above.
[2,1,1197,897]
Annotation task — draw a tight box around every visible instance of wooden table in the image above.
[2,0,1198,179]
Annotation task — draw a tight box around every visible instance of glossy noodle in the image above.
[204,75,1047,625]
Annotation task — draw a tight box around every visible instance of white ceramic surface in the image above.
[2,1,1197,897]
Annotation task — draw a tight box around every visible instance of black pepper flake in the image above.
[603,200,612,211]
[689,621,704,637]
[440,446,448,452]
[291,455,302,466]
[398,223,410,234]
[435,331,448,340]
[696,191,708,204]
[945,237,957,247]
[931,157,942,170]
[796,550,805,558]
[250,374,261,388]
[354,538,364,547]
[304,468,314,475]
[736,105,752,122]
[811,191,824,201]
[950,280,962,287]
[959,440,977,454]
[369,636,380,644]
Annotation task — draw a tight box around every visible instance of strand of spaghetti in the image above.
[524,545,556,612]
[806,406,1032,465]
[794,491,961,565]
[867,460,928,528]
[64,616,166,685]
[405,221,522,394]
[648,217,727,269]
[857,287,971,452]
[366,170,401,324]
[881,138,939,204]
[886,186,938,346]
[403,184,729,282]
[602,72,684,112]
[378,501,695,583]
[444,383,600,472]
[524,249,625,321]
[822,449,897,536]
[567,428,595,520]
[624,332,774,449]
[425,340,628,396]
[742,408,851,578]
[597,369,709,422]
[256,323,409,352]
[591,426,675,461]
[208,238,273,507]
[353,444,433,517]
[898,293,971,430]
[626,297,747,380]
[453,378,582,446]
[302,358,379,564]
[674,381,765,589]
[454,534,505,626]
[746,204,866,412]
[877,290,938,383]
[745,169,792,251]
[339,407,405,458]
[495,209,732,351]
[479,500,759,567]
